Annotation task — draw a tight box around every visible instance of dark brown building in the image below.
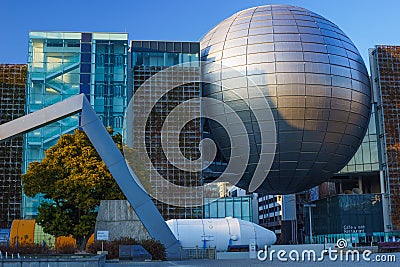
[0,64,26,228]
[371,46,400,231]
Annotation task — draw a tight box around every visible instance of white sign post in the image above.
[97,231,109,252]
[249,239,257,259]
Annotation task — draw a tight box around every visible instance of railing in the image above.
[378,242,400,252]
[45,54,80,79]
[0,254,105,267]
[183,246,216,259]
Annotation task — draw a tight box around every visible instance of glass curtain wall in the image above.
[340,106,380,173]
[24,32,128,218]
[203,196,254,222]
[130,41,202,220]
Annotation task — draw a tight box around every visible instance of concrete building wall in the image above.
[95,200,151,241]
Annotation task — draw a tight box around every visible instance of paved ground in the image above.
[105,252,400,267]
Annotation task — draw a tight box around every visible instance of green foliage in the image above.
[21,128,125,250]
[87,238,166,260]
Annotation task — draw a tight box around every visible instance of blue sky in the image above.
[1,0,399,66]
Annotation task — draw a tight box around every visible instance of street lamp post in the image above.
[304,204,316,244]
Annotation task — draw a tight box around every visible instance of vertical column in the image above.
[280,194,297,244]
[80,33,92,100]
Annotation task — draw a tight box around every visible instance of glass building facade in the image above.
[326,107,382,197]
[339,107,380,174]
[129,40,202,220]
[258,193,308,244]
[304,194,385,244]
[24,32,128,217]
[258,195,282,231]
[203,196,257,222]
[0,64,26,227]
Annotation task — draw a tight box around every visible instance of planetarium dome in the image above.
[200,5,371,194]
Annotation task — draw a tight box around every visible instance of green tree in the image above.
[22,128,125,250]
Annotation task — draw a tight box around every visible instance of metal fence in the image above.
[183,246,216,259]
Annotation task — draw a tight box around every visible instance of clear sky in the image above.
[1,0,399,67]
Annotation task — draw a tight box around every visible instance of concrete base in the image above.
[95,200,151,241]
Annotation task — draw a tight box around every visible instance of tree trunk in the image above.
[76,235,91,252]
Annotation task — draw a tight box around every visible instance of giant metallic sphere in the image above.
[200,5,371,194]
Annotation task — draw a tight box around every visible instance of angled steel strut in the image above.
[0,94,184,260]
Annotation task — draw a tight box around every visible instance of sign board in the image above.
[97,230,109,241]
[0,229,10,243]
[249,239,257,259]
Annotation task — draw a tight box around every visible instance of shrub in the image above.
[86,238,165,260]
[0,242,76,255]
[0,244,50,255]
[55,243,77,254]
[87,237,138,259]
[140,239,166,260]
[54,238,77,254]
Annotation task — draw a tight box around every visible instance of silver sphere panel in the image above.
[200,5,371,194]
